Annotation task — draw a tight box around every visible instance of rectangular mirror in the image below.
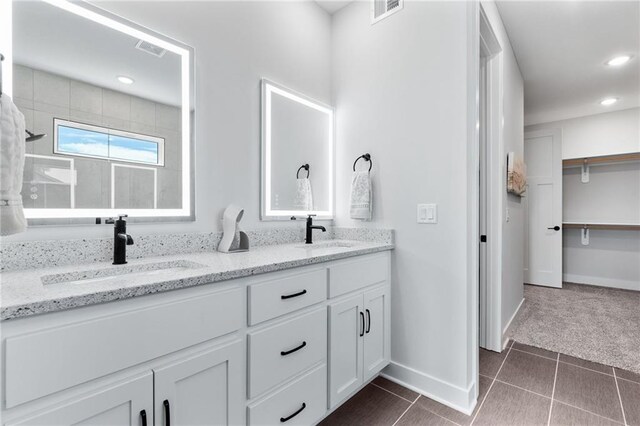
[12,0,194,224]
[261,79,334,220]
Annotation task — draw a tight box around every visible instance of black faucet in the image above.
[305,214,326,244]
[106,214,134,265]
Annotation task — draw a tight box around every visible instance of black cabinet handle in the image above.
[281,289,307,300]
[281,341,307,356]
[140,410,147,426]
[280,403,306,422]
[366,309,371,334]
[360,312,365,337]
[548,226,560,231]
[163,400,171,426]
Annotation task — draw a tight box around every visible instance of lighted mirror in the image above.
[261,79,334,220]
[12,0,194,223]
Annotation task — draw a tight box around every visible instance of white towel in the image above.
[0,95,27,236]
[350,171,372,221]
[294,178,313,211]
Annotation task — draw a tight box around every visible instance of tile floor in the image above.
[320,341,640,426]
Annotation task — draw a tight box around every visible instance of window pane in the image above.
[109,135,159,164]
[57,125,109,157]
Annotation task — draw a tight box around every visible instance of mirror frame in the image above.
[260,79,335,221]
[12,0,195,225]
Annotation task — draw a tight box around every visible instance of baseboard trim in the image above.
[502,297,525,348]
[382,362,476,415]
[563,274,640,291]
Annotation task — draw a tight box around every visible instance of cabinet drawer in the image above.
[5,287,243,409]
[248,268,327,325]
[248,364,327,426]
[329,253,389,298]
[248,308,327,398]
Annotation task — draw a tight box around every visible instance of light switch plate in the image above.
[417,204,437,224]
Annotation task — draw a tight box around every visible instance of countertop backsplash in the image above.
[0,227,393,272]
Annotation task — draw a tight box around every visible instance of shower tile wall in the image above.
[13,64,182,209]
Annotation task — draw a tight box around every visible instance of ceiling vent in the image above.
[371,0,403,24]
[135,40,166,58]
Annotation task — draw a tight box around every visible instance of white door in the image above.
[363,286,390,381]
[154,340,244,426]
[8,372,152,425]
[524,129,563,288]
[328,294,364,408]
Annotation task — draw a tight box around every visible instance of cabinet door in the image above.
[8,372,152,426]
[328,294,364,409]
[154,340,243,426]
[363,286,391,381]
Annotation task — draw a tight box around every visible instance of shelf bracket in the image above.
[581,159,590,183]
[581,226,590,245]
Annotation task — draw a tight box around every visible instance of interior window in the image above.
[54,119,164,166]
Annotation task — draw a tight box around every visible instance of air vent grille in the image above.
[135,40,167,58]
[372,0,403,24]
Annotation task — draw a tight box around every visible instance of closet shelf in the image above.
[563,152,640,168]
[563,222,640,231]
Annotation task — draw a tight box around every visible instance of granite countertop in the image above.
[0,240,393,321]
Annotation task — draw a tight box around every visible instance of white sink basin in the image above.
[295,241,358,250]
[41,260,206,286]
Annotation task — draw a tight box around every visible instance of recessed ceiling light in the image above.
[606,56,631,66]
[117,75,134,85]
[600,97,618,106]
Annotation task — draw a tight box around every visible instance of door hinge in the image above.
[480,235,487,243]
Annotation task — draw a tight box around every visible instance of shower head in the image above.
[25,129,46,142]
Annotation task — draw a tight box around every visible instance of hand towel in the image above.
[294,177,313,211]
[350,171,372,220]
[0,94,27,236]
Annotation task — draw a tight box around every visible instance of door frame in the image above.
[478,5,503,353]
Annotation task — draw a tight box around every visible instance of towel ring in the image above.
[296,164,310,179]
[353,153,372,172]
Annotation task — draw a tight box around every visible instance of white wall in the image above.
[4,0,332,242]
[481,2,525,339]
[332,1,478,411]
[526,109,640,290]
[526,107,640,159]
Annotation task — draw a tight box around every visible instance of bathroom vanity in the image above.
[0,241,392,425]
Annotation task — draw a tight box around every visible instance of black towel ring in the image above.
[353,153,372,172]
[296,164,310,179]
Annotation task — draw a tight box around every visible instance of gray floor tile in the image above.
[618,378,640,426]
[472,381,551,426]
[554,362,624,422]
[319,384,410,426]
[373,376,419,402]
[512,342,558,360]
[414,375,492,425]
[615,368,640,384]
[394,404,456,426]
[550,402,622,426]
[559,354,614,375]
[497,349,557,396]
[480,348,506,378]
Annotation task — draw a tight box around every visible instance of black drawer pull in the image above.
[281,289,307,300]
[280,403,306,422]
[360,312,365,337]
[366,309,371,334]
[163,400,171,426]
[140,410,147,426]
[281,341,307,356]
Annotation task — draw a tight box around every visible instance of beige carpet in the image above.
[509,283,640,374]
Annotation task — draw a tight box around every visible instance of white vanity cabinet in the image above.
[6,372,153,426]
[0,250,391,426]
[328,286,390,408]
